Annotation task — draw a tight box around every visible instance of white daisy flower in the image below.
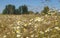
[54,27,60,30]
[16,30,20,33]
[3,35,6,38]
[45,28,50,32]
[28,23,32,25]
[17,21,21,25]
[34,17,44,22]
[31,34,34,37]
[40,31,44,34]
[17,26,20,29]
[26,37,29,38]
[17,34,21,37]
[30,19,34,21]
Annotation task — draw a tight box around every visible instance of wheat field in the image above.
[0,14,60,38]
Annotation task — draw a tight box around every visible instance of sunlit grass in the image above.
[0,14,60,38]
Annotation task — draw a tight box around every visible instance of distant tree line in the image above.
[2,4,50,14]
[2,4,29,14]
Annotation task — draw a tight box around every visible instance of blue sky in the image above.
[0,0,60,13]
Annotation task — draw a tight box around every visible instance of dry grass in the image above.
[0,14,60,38]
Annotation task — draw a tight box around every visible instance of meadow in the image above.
[0,14,60,38]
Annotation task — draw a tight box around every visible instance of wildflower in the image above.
[24,24,28,27]
[28,23,32,25]
[26,37,29,38]
[17,34,21,37]
[34,25,37,28]
[34,17,43,22]
[17,26,20,29]
[16,30,20,33]
[30,19,34,21]
[40,31,44,34]
[54,27,60,30]
[55,27,59,29]
[17,21,21,25]
[45,28,50,32]
[3,35,6,38]
[31,34,34,37]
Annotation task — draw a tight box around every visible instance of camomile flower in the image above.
[24,24,28,27]
[40,31,44,34]
[34,17,44,22]
[26,37,29,38]
[45,28,50,32]
[30,19,34,21]
[28,23,32,25]
[55,27,59,29]
[16,30,20,33]
[17,21,21,25]
[54,27,60,30]
[17,34,21,37]
[3,35,6,38]
[31,34,34,37]
[17,26,20,29]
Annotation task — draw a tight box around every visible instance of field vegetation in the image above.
[0,13,60,38]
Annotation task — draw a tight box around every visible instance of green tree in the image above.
[2,9,7,14]
[42,6,49,14]
[15,9,21,14]
[3,4,29,14]
[18,6,22,14]
[18,5,28,14]
[2,4,15,14]
[22,5,28,14]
